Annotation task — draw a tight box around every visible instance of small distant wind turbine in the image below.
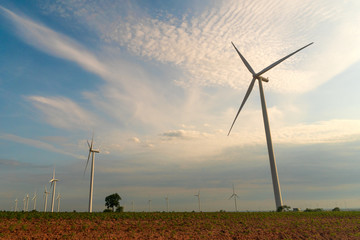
[25,194,29,211]
[165,195,169,212]
[14,198,18,212]
[32,191,37,211]
[43,185,50,212]
[228,41,313,210]
[50,168,59,212]
[56,193,61,212]
[229,184,239,212]
[194,190,201,212]
[84,133,100,213]
[23,196,26,211]
[148,199,152,212]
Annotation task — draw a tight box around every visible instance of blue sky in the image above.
[1,0,360,212]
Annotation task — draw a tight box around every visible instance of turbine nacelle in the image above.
[257,76,269,82]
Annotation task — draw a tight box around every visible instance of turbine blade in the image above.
[87,140,90,148]
[231,42,255,75]
[91,132,94,150]
[228,78,256,136]
[83,151,91,176]
[229,194,235,200]
[257,42,314,76]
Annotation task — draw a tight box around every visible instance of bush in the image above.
[332,207,340,211]
[115,206,124,212]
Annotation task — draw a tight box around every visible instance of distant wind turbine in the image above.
[148,199,152,212]
[228,41,313,210]
[229,184,239,212]
[25,194,29,211]
[56,193,61,212]
[194,190,201,212]
[14,198,18,212]
[32,191,37,211]
[43,185,50,212]
[165,195,169,212]
[23,196,26,211]
[50,168,59,212]
[84,133,100,213]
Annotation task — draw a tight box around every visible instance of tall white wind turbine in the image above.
[228,42,313,210]
[229,184,239,212]
[194,190,201,212]
[32,191,37,211]
[43,185,50,212]
[14,198,18,212]
[84,133,100,213]
[50,168,59,212]
[56,193,61,212]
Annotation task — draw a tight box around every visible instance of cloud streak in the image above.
[0,133,84,159]
[26,96,98,131]
[0,6,108,77]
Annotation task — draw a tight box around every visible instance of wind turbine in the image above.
[84,133,100,213]
[14,198,18,212]
[43,185,50,212]
[228,41,313,210]
[148,199,152,212]
[25,194,29,211]
[229,184,239,212]
[165,195,169,212]
[50,168,59,212]
[194,190,201,212]
[32,191,37,211]
[23,196,26,211]
[56,193,61,212]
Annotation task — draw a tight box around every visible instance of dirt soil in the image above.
[1,212,360,239]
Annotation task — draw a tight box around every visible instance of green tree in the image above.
[277,205,291,212]
[105,193,121,212]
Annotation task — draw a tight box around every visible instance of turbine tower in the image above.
[43,185,50,212]
[165,195,169,212]
[23,196,26,211]
[56,193,61,212]
[228,41,313,210]
[148,199,152,212]
[32,191,37,211]
[84,133,100,213]
[194,190,201,212]
[229,184,239,212]
[50,168,59,212]
[14,198,18,212]
[25,194,29,211]
[131,201,134,212]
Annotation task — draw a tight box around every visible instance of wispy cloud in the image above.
[0,158,49,169]
[26,96,97,131]
[0,133,85,159]
[0,6,108,77]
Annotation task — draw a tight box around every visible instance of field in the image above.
[1,211,360,239]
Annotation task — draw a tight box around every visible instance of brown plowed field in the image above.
[1,211,360,239]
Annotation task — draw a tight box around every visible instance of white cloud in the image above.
[26,96,98,130]
[98,0,359,93]
[0,6,108,77]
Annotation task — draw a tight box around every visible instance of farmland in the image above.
[1,211,360,239]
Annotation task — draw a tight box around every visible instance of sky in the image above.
[0,0,360,212]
